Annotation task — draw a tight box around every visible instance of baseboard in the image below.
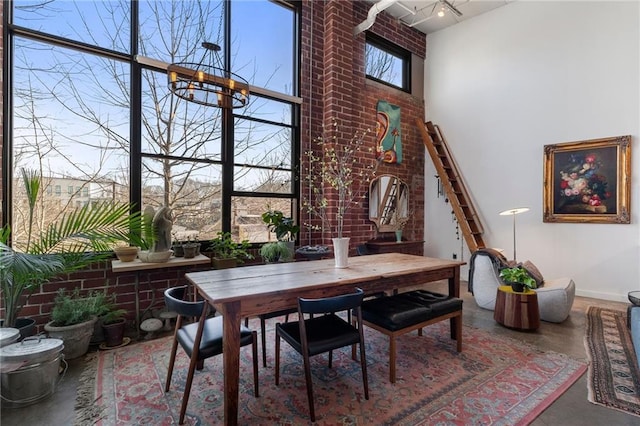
[576,289,629,303]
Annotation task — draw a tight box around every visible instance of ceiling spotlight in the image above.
[437,7,445,17]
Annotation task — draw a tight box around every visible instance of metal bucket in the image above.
[0,328,20,348]
[0,336,66,408]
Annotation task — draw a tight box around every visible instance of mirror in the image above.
[369,174,409,233]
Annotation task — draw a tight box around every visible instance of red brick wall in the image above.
[16,261,213,333]
[299,0,426,248]
[2,0,427,331]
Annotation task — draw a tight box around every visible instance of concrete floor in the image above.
[1,282,638,425]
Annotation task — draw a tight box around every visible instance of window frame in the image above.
[365,32,411,93]
[2,0,302,244]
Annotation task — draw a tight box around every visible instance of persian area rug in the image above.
[584,306,640,417]
[75,320,586,425]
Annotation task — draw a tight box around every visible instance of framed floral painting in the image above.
[543,135,631,224]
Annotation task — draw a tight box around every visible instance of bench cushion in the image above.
[361,290,462,331]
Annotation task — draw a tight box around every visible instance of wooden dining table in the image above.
[185,252,465,425]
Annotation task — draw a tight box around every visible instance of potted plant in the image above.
[499,266,537,293]
[44,289,110,359]
[0,169,141,333]
[391,210,411,242]
[262,210,299,242]
[260,241,292,263]
[182,235,201,259]
[101,306,128,348]
[301,119,379,267]
[262,209,299,258]
[206,231,254,269]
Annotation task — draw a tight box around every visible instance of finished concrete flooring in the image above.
[1,281,638,425]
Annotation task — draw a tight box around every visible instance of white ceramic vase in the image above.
[332,237,350,268]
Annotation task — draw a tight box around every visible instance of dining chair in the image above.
[164,286,259,425]
[274,288,368,422]
[245,308,297,367]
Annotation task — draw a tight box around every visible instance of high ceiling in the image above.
[362,0,512,35]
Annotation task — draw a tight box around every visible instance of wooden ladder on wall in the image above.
[416,118,486,253]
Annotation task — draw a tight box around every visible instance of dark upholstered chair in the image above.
[361,290,462,383]
[245,308,296,367]
[356,244,371,256]
[275,288,369,422]
[164,286,259,425]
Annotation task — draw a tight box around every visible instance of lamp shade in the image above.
[499,207,530,216]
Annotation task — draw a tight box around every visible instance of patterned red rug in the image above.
[584,306,640,417]
[75,320,586,425]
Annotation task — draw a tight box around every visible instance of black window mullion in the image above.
[130,0,142,213]
[221,0,233,233]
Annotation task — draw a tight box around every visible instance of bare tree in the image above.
[11,0,289,242]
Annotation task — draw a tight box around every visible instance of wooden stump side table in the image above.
[493,285,540,331]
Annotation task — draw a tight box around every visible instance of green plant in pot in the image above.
[499,266,537,293]
[262,210,298,261]
[101,305,128,348]
[261,210,299,242]
[0,169,142,333]
[44,289,111,359]
[260,241,292,263]
[206,231,253,269]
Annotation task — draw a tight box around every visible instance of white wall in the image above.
[424,1,640,301]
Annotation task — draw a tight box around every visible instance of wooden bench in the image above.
[360,290,463,383]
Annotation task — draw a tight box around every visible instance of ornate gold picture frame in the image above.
[543,135,631,224]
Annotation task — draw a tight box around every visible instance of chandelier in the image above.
[167,42,249,109]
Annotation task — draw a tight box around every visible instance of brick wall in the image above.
[2,0,427,332]
[300,0,426,248]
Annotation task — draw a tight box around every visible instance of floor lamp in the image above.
[499,207,529,261]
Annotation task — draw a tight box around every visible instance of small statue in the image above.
[151,206,173,253]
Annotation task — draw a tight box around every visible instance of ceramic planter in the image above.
[102,319,126,347]
[212,258,238,270]
[44,316,97,360]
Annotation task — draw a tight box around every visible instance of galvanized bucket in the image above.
[0,336,66,408]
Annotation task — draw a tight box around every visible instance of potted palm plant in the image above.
[0,169,142,333]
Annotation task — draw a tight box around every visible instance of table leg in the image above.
[449,266,460,340]
[134,272,141,339]
[221,300,241,426]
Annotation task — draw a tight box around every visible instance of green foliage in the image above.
[499,267,537,290]
[261,210,299,242]
[50,289,111,327]
[259,241,292,263]
[0,168,141,327]
[101,308,127,325]
[206,232,254,262]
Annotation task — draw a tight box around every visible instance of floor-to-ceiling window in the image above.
[4,0,300,247]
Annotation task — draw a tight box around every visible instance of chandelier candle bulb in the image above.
[167,41,250,109]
